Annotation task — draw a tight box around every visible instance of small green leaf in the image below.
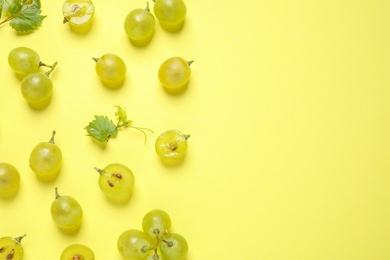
[85,115,118,142]
[114,105,133,127]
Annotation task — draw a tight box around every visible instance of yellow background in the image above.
[1,0,390,259]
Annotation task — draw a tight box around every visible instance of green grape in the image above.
[0,234,26,260]
[160,233,188,260]
[8,47,40,75]
[158,57,193,91]
[63,0,95,32]
[155,130,190,163]
[92,54,127,88]
[50,187,83,233]
[117,229,151,260]
[60,244,95,260]
[153,0,186,30]
[94,163,135,203]
[20,61,57,107]
[124,2,155,45]
[0,163,20,199]
[29,130,62,181]
[142,209,171,241]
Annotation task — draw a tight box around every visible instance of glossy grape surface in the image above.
[117,229,151,260]
[51,188,83,233]
[20,72,53,105]
[94,54,127,87]
[95,163,135,203]
[153,0,186,26]
[60,244,95,260]
[142,209,171,241]
[155,130,190,162]
[29,131,62,181]
[158,57,192,90]
[124,4,155,43]
[160,233,188,260]
[0,235,26,260]
[62,0,95,27]
[0,163,20,198]
[8,47,40,75]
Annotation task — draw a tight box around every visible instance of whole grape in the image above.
[94,163,135,203]
[20,62,58,107]
[160,233,188,260]
[117,229,151,260]
[29,130,62,181]
[142,209,171,241]
[153,0,186,31]
[51,187,83,233]
[155,129,190,164]
[93,54,127,88]
[124,2,155,45]
[8,47,40,75]
[0,162,20,199]
[60,244,95,260]
[0,234,26,260]
[158,57,193,92]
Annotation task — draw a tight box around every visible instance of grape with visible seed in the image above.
[0,234,26,260]
[62,0,95,33]
[60,244,95,260]
[155,129,190,164]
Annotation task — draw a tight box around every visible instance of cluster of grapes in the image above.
[1,0,193,258]
[118,209,188,260]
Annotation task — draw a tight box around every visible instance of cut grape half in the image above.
[62,0,95,32]
[60,244,95,260]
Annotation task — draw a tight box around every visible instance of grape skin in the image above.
[153,0,187,27]
[117,229,151,260]
[21,72,53,105]
[0,162,20,198]
[142,209,172,241]
[8,47,40,75]
[160,233,188,260]
[94,54,127,88]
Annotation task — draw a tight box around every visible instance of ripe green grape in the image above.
[50,187,83,233]
[142,209,171,241]
[153,0,186,30]
[93,54,127,88]
[0,234,26,260]
[158,57,193,91]
[94,163,135,203]
[160,233,188,260]
[60,244,95,260]
[155,130,190,163]
[117,229,151,260]
[63,0,95,32]
[8,47,40,75]
[29,130,62,181]
[124,2,155,45]
[20,61,57,107]
[0,163,20,199]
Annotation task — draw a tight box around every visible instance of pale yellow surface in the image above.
[1,0,390,259]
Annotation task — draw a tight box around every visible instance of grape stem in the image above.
[94,167,103,174]
[45,62,58,77]
[145,1,151,12]
[187,60,194,66]
[15,234,26,243]
[49,130,57,144]
[54,187,61,199]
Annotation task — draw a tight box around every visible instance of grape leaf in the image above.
[85,115,118,142]
[0,0,46,32]
[114,105,133,127]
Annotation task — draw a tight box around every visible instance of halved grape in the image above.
[8,47,40,75]
[160,233,188,260]
[142,209,171,241]
[155,129,190,164]
[0,162,20,199]
[117,229,151,260]
[29,130,62,181]
[62,0,95,32]
[124,2,155,46]
[0,235,26,260]
[60,244,95,260]
[94,163,135,203]
[93,54,127,88]
[51,187,83,233]
[158,57,193,93]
